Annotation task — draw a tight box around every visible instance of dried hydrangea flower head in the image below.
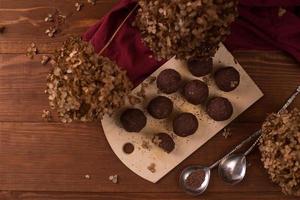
[259,108,300,196]
[46,36,133,123]
[134,0,238,60]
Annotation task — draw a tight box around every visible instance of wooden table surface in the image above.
[0,1,300,200]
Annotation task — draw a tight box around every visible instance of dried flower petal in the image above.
[75,2,83,11]
[26,43,38,59]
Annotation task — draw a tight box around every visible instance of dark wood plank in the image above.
[0,121,285,193]
[0,0,116,54]
[0,53,299,122]
[0,191,297,200]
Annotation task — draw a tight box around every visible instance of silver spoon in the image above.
[180,85,300,195]
[180,126,262,195]
[218,85,300,185]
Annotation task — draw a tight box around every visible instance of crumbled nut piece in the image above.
[109,175,118,184]
[259,109,300,196]
[278,7,287,17]
[44,14,54,22]
[128,95,142,106]
[147,76,156,84]
[147,163,156,173]
[41,55,51,65]
[46,36,132,123]
[45,26,57,38]
[87,0,96,5]
[134,0,238,60]
[152,135,162,146]
[75,2,83,11]
[230,81,239,89]
[0,26,5,34]
[141,140,151,150]
[136,83,148,99]
[26,43,38,59]
[84,174,91,179]
[42,109,52,121]
[222,128,232,139]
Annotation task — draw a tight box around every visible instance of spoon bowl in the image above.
[180,165,211,195]
[218,154,246,184]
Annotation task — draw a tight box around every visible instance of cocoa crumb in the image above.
[141,140,151,150]
[0,26,5,34]
[185,170,206,190]
[147,163,156,173]
[222,128,232,139]
[123,142,134,154]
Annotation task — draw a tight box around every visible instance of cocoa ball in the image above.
[147,96,173,119]
[152,133,175,153]
[187,58,213,77]
[214,67,240,92]
[157,69,181,94]
[173,113,198,137]
[183,80,209,105]
[206,97,233,121]
[120,108,147,132]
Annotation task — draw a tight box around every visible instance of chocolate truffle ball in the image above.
[187,58,213,77]
[147,96,173,119]
[152,133,175,153]
[214,67,240,92]
[183,80,209,105]
[173,113,198,137]
[157,69,181,94]
[120,108,147,132]
[206,97,233,121]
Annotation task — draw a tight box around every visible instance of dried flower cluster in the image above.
[259,109,300,196]
[46,36,133,123]
[134,0,238,60]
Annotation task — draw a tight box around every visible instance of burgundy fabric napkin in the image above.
[83,0,165,85]
[224,0,300,62]
[84,0,300,85]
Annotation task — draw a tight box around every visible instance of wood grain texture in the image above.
[0,0,117,54]
[0,191,297,200]
[0,0,300,199]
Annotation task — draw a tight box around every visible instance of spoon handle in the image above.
[210,85,300,169]
[209,130,260,169]
[244,85,300,156]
